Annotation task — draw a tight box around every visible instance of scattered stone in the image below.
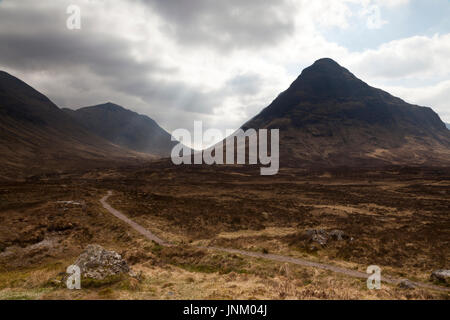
[74,244,131,280]
[329,230,349,241]
[430,270,450,284]
[55,200,86,211]
[296,229,353,251]
[56,201,82,206]
[304,229,328,246]
[311,232,328,246]
[398,279,415,290]
[307,229,349,246]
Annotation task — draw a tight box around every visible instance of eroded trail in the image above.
[100,191,449,293]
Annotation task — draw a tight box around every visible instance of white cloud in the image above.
[361,5,387,29]
[0,0,448,144]
[347,34,450,80]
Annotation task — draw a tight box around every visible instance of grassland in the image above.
[0,164,448,299]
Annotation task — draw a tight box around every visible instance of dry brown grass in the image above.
[0,166,449,299]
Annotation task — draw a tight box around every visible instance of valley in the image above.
[0,59,448,301]
[0,164,448,299]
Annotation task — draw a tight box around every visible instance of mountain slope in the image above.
[64,103,177,156]
[446,123,450,130]
[242,58,450,167]
[0,71,149,178]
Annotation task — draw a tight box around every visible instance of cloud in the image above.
[138,0,297,51]
[361,5,387,29]
[348,34,450,80]
[0,0,448,144]
[0,0,225,123]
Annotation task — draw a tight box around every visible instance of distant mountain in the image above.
[446,123,450,130]
[241,58,450,167]
[64,103,177,157]
[0,71,149,178]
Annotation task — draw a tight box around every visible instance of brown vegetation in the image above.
[0,164,448,299]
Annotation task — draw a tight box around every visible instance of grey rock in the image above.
[301,229,353,250]
[329,230,348,241]
[74,244,130,280]
[305,229,329,247]
[431,270,450,284]
[398,279,415,290]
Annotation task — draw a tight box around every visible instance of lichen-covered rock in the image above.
[292,229,353,252]
[74,244,130,280]
[431,270,450,284]
[305,229,351,246]
[308,229,328,247]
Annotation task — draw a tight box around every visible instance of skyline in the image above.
[0,0,449,148]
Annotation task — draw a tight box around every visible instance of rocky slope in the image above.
[242,58,450,167]
[0,71,149,178]
[64,103,177,157]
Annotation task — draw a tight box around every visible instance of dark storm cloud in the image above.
[0,0,225,116]
[139,0,296,50]
[0,0,301,133]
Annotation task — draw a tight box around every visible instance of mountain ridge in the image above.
[63,102,177,157]
[0,71,151,178]
[241,58,450,167]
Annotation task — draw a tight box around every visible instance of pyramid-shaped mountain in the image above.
[242,58,450,167]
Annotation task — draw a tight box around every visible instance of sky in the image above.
[0,0,449,148]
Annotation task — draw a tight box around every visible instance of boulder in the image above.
[398,279,415,290]
[295,229,353,251]
[305,229,329,247]
[304,229,351,247]
[430,270,450,284]
[74,244,130,280]
[329,230,349,241]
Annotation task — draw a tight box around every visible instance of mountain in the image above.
[241,58,450,167]
[0,71,149,178]
[446,123,450,130]
[63,103,177,157]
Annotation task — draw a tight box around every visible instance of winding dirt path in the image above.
[101,191,171,247]
[100,191,449,293]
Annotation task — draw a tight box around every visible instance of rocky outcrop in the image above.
[305,229,329,247]
[74,244,131,280]
[293,229,353,251]
[306,229,350,247]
